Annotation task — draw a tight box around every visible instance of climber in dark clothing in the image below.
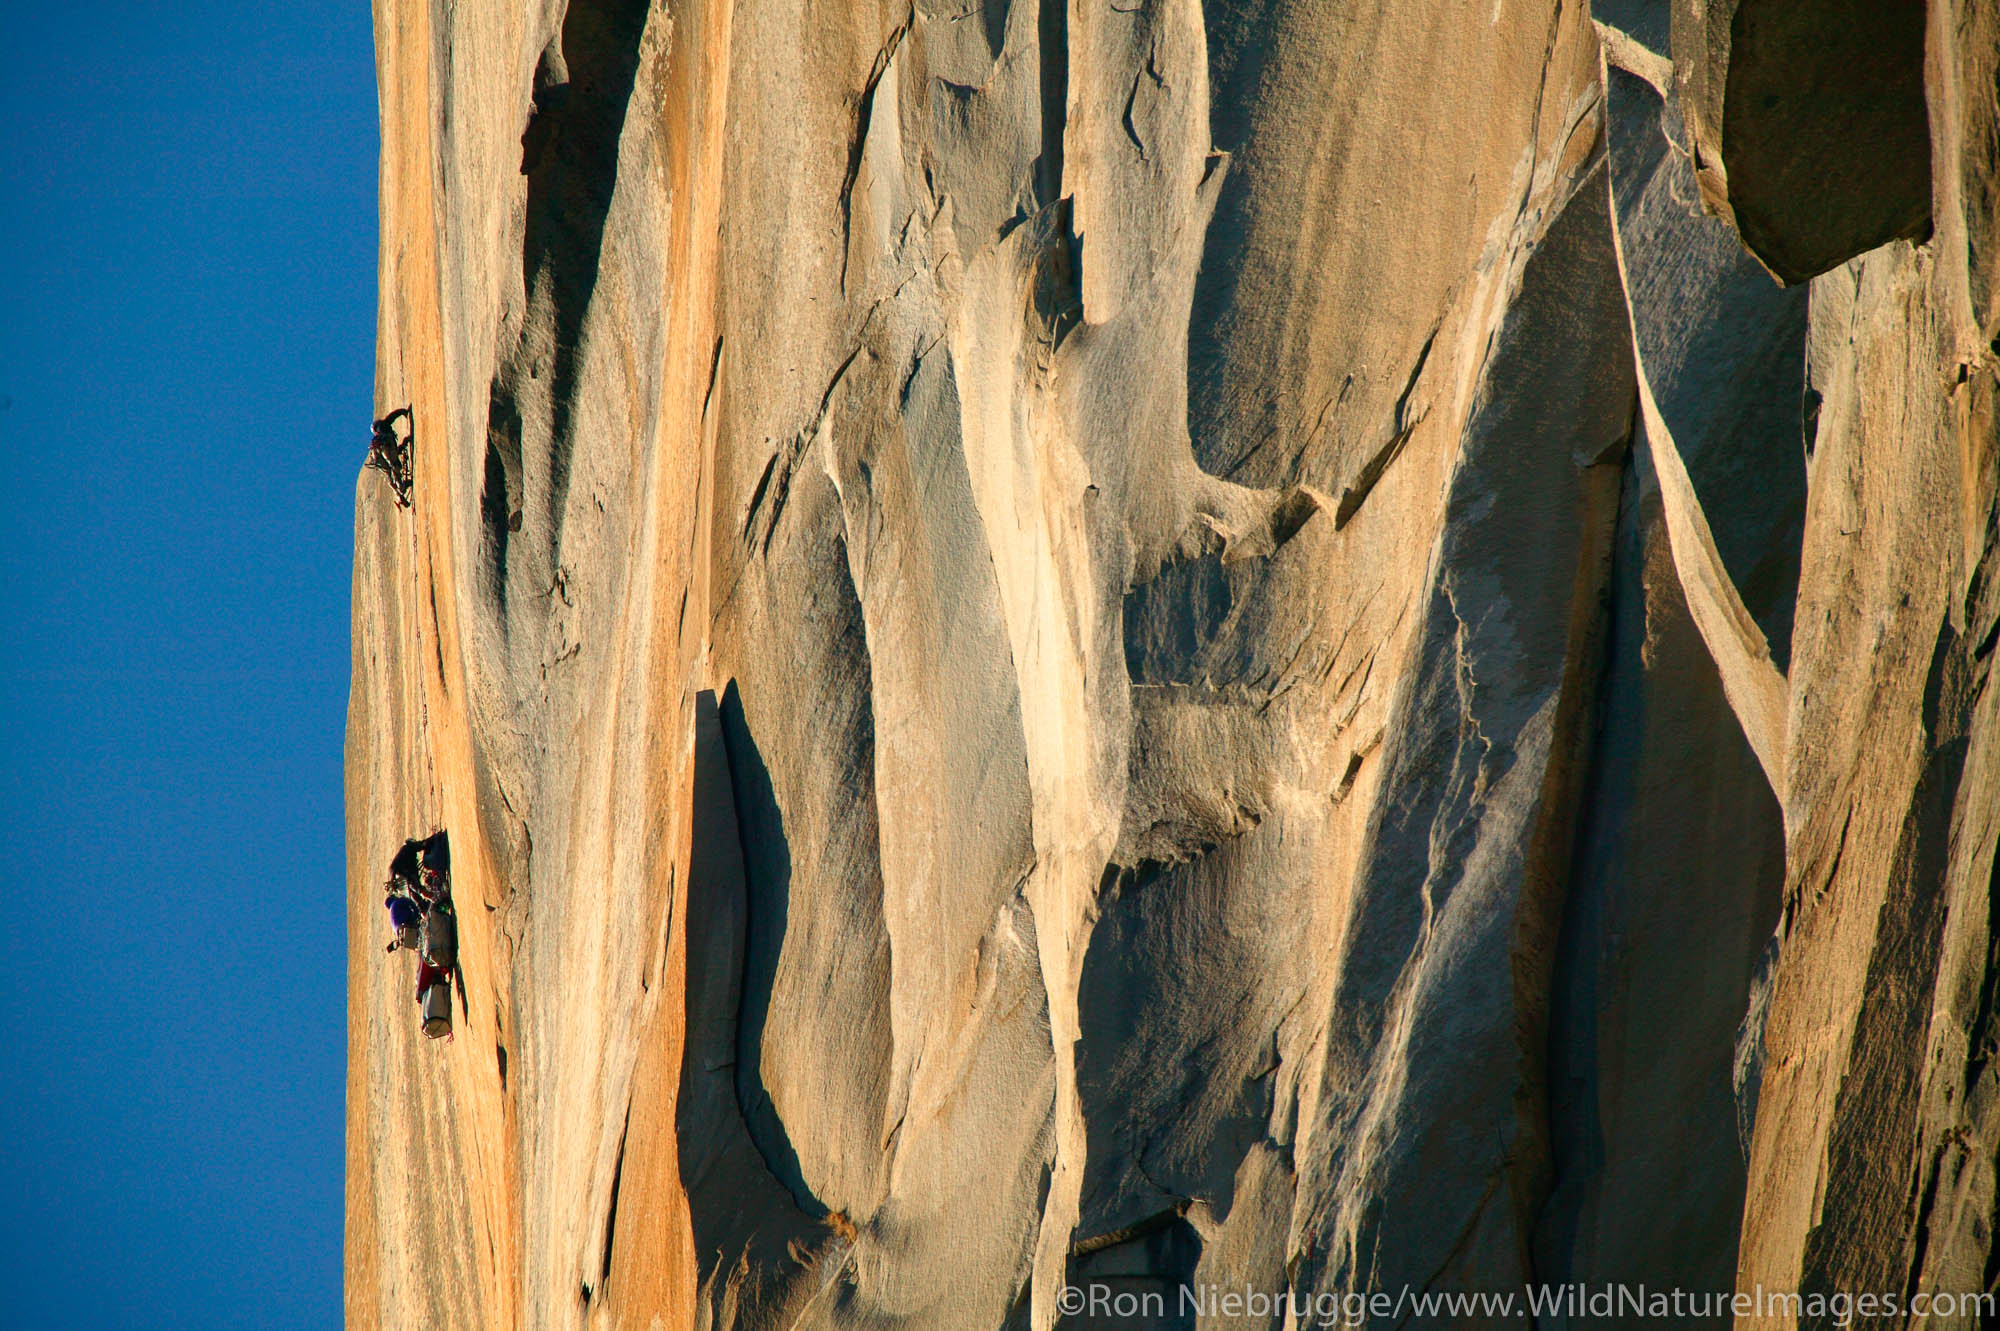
[385,830,450,901]
[388,838,423,890]
[366,405,414,508]
[416,829,450,899]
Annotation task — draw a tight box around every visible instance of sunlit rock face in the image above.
[346,0,1998,1326]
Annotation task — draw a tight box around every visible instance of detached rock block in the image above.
[1671,0,1931,284]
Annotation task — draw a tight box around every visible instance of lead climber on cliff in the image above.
[366,405,414,508]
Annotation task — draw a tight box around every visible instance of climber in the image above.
[365,405,414,508]
[416,829,450,900]
[383,829,458,1038]
[385,830,451,903]
[386,838,424,894]
[383,888,422,953]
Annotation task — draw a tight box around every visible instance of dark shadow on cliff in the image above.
[1063,1214,1202,1330]
[512,0,649,542]
[1534,450,1786,1300]
[1796,621,1971,1304]
[480,383,525,616]
[678,689,828,1313]
[1184,0,1280,482]
[714,682,828,1216]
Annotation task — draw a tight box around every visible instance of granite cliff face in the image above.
[346,0,1999,1325]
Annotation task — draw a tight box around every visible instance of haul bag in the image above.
[421,980,452,1039]
[420,907,457,970]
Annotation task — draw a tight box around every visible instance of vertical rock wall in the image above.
[347,0,1998,1326]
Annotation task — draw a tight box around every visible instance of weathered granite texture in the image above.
[347,0,1999,1326]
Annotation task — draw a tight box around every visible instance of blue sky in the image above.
[1,3,375,1325]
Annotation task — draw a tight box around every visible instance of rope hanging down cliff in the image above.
[367,400,445,845]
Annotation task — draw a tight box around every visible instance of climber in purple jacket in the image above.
[384,891,422,953]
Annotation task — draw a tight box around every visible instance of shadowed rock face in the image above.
[1669,0,1934,285]
[346,0,1998,1327]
